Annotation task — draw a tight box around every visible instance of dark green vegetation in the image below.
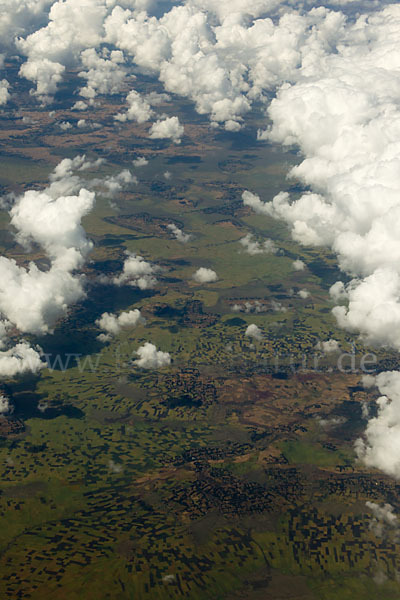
[0,70,399,599]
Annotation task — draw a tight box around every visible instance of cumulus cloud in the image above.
[0,259,89,335]
[17,0,107,101]
[233,300,268,313]
[3,0,355,128]
[0,343,45,377]
[146,91,170,106]
[245,323,263,341]
[0,0,53,50]
[8,0,377,128]
[96,309,144,342]
[58,120,72,131]
[242,190,270,215]
[271,299,287,313]
[366,502,398,538]
[96,169,137,197]
[192,267,218,283]
[130,7,246,126]
[114,253,159,289]
[79,47,126,99]
[47,155,134,201]
[317,416,346,429]
[293,259,305,271]
[10,0,156,103]
[45,155,102,199]
[0,156,99,377]
[356,372,400,478]
[239,233,277,255]
[50,154,104,180]
[103,2,349,130]
[108,459,123,473]
[331,270,400,349]
[167,223,191,243]
[0,79,10,105]
[149,116,184,144]
[252,7,400,351]
[4,158,135,348]
[0,395,13,415]
[72,100,88,111]
[134,342,171,369]
[132,156,148,167]
[19,58,65,103]
[187,0,280,22]
[1,167,97,339]
[298,289,310,299]
[315,339,340,353]
[10,187,94,267]
[114,89,154,123]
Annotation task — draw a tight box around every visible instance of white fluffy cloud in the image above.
[10,188,94,267]
[0,343,44,378]
[233,7,400,356]
[254,7,400,350]
[0,156,98,377]
[134,342,171,369]
[48,155,103,195]
[0,394,13,415]
[239,233,277,255]
[17,0,107,100]
[79,47,126,99]
[233,300,267,314]
[245,323,263,341]
[7,0,369,129]
[0,0,53,49]
[167,223,191,243]
[0,164,96,338]
[192,267,218,283]
[293,259,305,271]
[96,169,137,197]
[242,191,270,216]
[46,155,134,201]
[331,269,400,349]
[132,156,148,167]
[72,100,88,111]
[315,339,340,353]
[366,501,398,538]
[114,253,159,289]
[19,58,65,102]
[6,0,388,130]
[114,89,154,123]
[356,372,400,478]
[187,0,280,22]
[0,79,10,105]
[149,116,184,144]
[96,309,144,342]
[0,260,88,335]
[104,4,252,129]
